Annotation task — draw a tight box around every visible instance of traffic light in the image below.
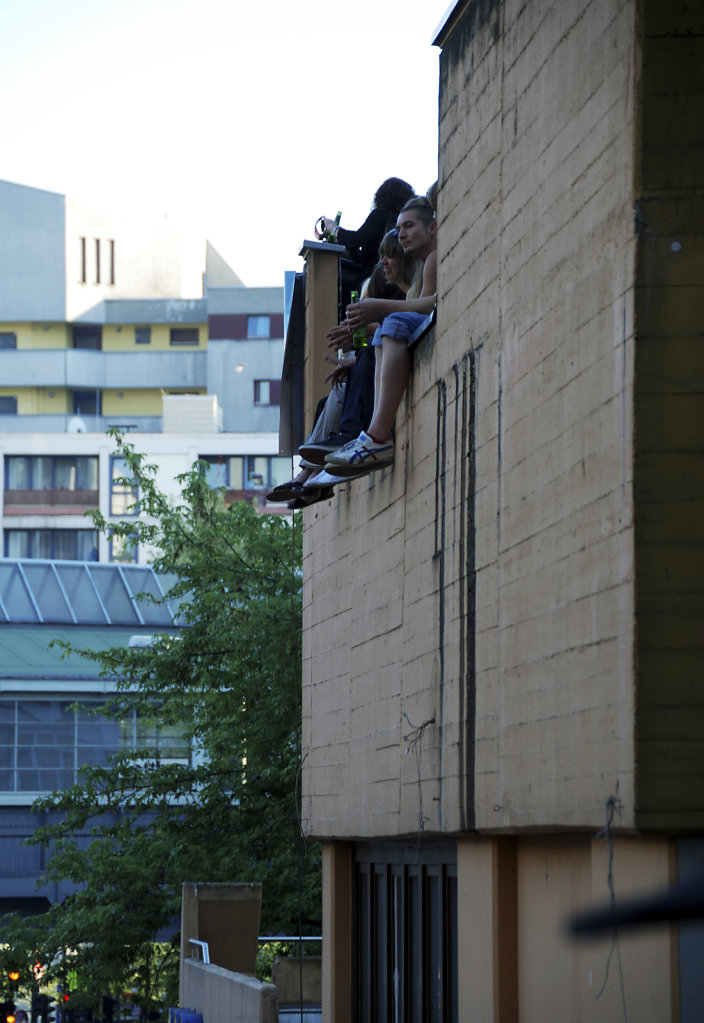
[1,1000,16,1023]
[30,995,55,1023]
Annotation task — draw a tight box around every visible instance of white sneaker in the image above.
[305,467,366,486]
[325,430,394,475]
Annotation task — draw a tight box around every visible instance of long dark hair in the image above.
[378,229,420,291]
[363,263,405,301]
[373,177,415,216]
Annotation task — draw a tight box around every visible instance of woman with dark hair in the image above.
[267,232,414,507]
[318,177,415,297]
[297,229,420,473]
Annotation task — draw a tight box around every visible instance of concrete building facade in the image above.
[299,1,703,1020]
[1,180,292,560]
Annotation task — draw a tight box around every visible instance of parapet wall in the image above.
[180,960,277,1023]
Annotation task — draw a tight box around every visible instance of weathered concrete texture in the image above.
[271,957,322,1006]
[456,833,675,1023]
[181,959,277,1023]
[303,0,643,840]
[302,0,702,1019]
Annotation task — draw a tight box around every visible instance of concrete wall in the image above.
[163,395,223,434]
[181,959,277,1023]
[456,834,676,1022]
[64,195,185,320]
[302,0,640,839]
[300,1,702,1016]
[0,181,66,321]
[206,338,285,434]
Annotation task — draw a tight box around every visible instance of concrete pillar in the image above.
[321,841,353,1023]
[298,240,345,433]
[179,882,262,1005]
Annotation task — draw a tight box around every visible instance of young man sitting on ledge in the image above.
[325,196,437,476]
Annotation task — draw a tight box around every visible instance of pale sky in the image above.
[0,0,449,288]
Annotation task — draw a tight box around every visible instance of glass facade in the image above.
[0,560,180,626]
[0,698,191,793]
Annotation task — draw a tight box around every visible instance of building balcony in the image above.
[3,489,99,515]
[2,349,207,389]
[0,414,163,433]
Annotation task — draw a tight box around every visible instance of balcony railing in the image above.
[2,348,207,389]
[0,414,163,434]
[3,489,99,515]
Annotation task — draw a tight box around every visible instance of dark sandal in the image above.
[287,486,334,510]
[267,480,305,502]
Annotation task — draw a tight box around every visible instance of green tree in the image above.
[1,436,318,1015]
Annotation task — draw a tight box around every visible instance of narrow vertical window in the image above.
[95,239,101,284]
[109,239,115,285]
[80,237,87,283]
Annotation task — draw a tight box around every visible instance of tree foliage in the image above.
[1,435,318,1014]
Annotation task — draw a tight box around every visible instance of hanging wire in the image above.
[402,712,435,832]
[595,795,628,1022]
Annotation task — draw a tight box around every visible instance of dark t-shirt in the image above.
[336,206,397,272]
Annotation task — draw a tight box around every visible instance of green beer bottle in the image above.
[326,211,342,242]
[350,291,368,349]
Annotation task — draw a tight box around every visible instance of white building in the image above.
[0,179,293,562]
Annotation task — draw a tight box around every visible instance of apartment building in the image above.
[0,180,292,560]
[0,184,292,914]
[299,1,704,1020]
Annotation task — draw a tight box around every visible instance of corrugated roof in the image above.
[0,560,181,626]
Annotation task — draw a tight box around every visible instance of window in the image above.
[254,379,281,406]
[0,396,18,414]
[0,332,17,349]
[95,238,101,284]
[247,315,271,338]
[169,328,199,346]
[5,455,99,491]
[109,533,138,564]
[72,390,102,415]
[111,456,139,516]
[355,843,458,1023]
[3,529,98,561]
[0,699,190,793]
[72,326,102,350]
[135,326,151,345]
[201,455,290,492]
[109,239,115,285]
[79,236,87,283]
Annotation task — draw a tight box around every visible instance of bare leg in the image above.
[366,338,411,442]
[374,347,382,409]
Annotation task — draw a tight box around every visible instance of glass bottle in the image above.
[350,291,368,349]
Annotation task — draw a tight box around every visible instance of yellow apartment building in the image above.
[1,181,292,557]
